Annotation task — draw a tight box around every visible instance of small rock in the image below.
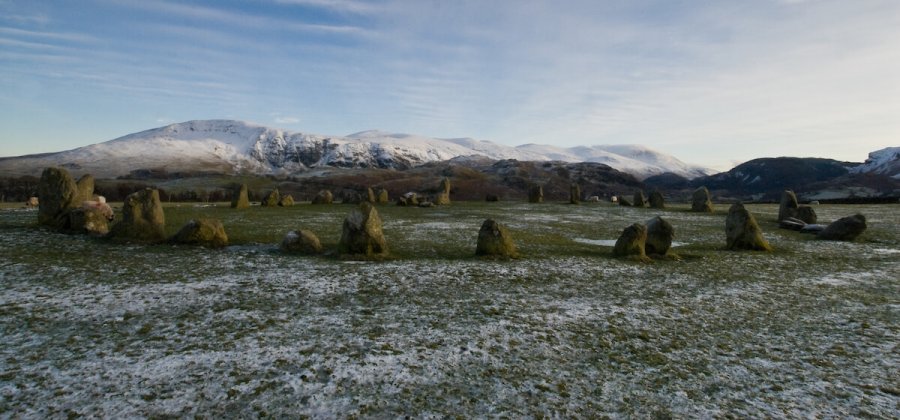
[281,229,323,254]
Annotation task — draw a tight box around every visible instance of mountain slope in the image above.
[1,119,711,179]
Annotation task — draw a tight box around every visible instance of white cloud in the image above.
[274,117,300,124]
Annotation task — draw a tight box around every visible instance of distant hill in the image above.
[0,120,713,180]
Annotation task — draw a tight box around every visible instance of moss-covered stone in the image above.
[312,190,334,205]
[278,195,295,207]
[75,174,95,204]
[778,190,799,221]
[38,167,78,229]
[691,187,713,213]
[338,202,388,257]
[725,202,772,251]
[796,206,817,224]
[648,191,665,209]
[261,189,280,207]
[231,184,250,209]
[569,184,581,204]
[376,188,389,204]
[109,188,166,243]
[613,223,648,261]
[67,208,109,236]
[366,187,377,204]
[434,178,451,205]
[645,216,674,256]
[281,229,323,255]
[171,218,228,248]
[475,219,517,258]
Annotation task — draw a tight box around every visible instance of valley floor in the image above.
[1,202,898,417]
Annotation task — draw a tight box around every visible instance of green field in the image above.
[1,201,898,417]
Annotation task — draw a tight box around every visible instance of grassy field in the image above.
[1,201,898,417]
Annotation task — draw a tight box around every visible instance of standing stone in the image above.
[612,223,648,260]
[817,214,867,241]
[312,190,334,205]
[778,190,799,221]
[376,188,389,204]
[278,195,295,207]
[109,188,166,243]
[366,187,377,204]
[261,189,281,207]
[397,192,418,206]
[725,202,772,251]
[691,187,714,213]
[633,190,646,207]
[796,206,817,224]
[528,185,544,203]
[648,191,665,209]
[171,218,228,248]
[231,184,250,209]
[475,219,518,258]
[434,177,451,205]
[338,202,388,257]
[569,184,581,204]
[75,174,95,204]
[645,216,675,256]
[67,208,109,236]
[281,229,323,255]
[38,167,78,229]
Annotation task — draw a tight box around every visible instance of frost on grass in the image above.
[0,203,898,417]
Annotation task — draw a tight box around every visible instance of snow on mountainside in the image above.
[0,120,713,179]
[850,147,900,179]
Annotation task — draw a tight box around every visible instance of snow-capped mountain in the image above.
[0,119,713,179]
[849,147,900,179]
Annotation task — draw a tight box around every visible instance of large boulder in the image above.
[261,189,281,207]
[278,195,295,207]
[109,188,166,243]
[818,214,867,241]
[475,219,518,258]
[612,223,648,260]
[648,191,665,209]
[645,216,674,256]
[338,202,388,257]
[778,190,799,221]
[75,174,95,204]
[569,184,581,204]
[528,185,543,203]
[434,178,451,205]
[231,184,250,209]
[171,218,228,248]
[281,229,323,255]
[691,187,714,213]
[633,190,646,208]
[312,190,334,205]
[725,203,772,251]
[38,167,79,228]
[67,208,109,236]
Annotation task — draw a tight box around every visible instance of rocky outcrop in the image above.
[281,229,323,254]
[109,188,166,243]
[645,216,674,256]
[231,184,250,209]
[528,185,543,203]
[648,191,665,209]
[338,202,388,257]
[261,189,281,207]
[613,223,648,261]
[312,190,334,205]
[171,218,228,248]
[38,167,78,229]
[691,187,714,213]
[725,203,771,251]
[818,214,867,241]
[475,219,517,258]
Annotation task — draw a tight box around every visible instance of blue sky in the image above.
[1,0,898,170]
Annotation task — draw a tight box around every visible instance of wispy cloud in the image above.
[0,27,96,43]
[272,0,377,15]
[274,116,301,124]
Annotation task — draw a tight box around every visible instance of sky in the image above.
[1,0,898,170]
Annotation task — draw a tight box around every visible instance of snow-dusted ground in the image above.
[0,203,897,417]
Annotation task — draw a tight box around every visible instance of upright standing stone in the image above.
[778,190,799,221]
[75,174,95,203]
[261,189,280,207]
[109,188,166,243]
[633,190,646,207]
[796,206,817,224]
[231,183,250,209]
[366,187,377,204]
[818,214,867,241]
[38,167,78,229]
[434,178,451,205]
[528,185,543,203]
[569,184,581,204]
[171,218,228,248]
[648,191,665,209]
[278,195,295,207]
[376,188,389,204]
[645,216,675,256]
[612,223,648,260]
[475,219,518,258]
[725,203,772,251]
[691,187,714,213]
[312,190,334,205]
[338,202,388,257]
